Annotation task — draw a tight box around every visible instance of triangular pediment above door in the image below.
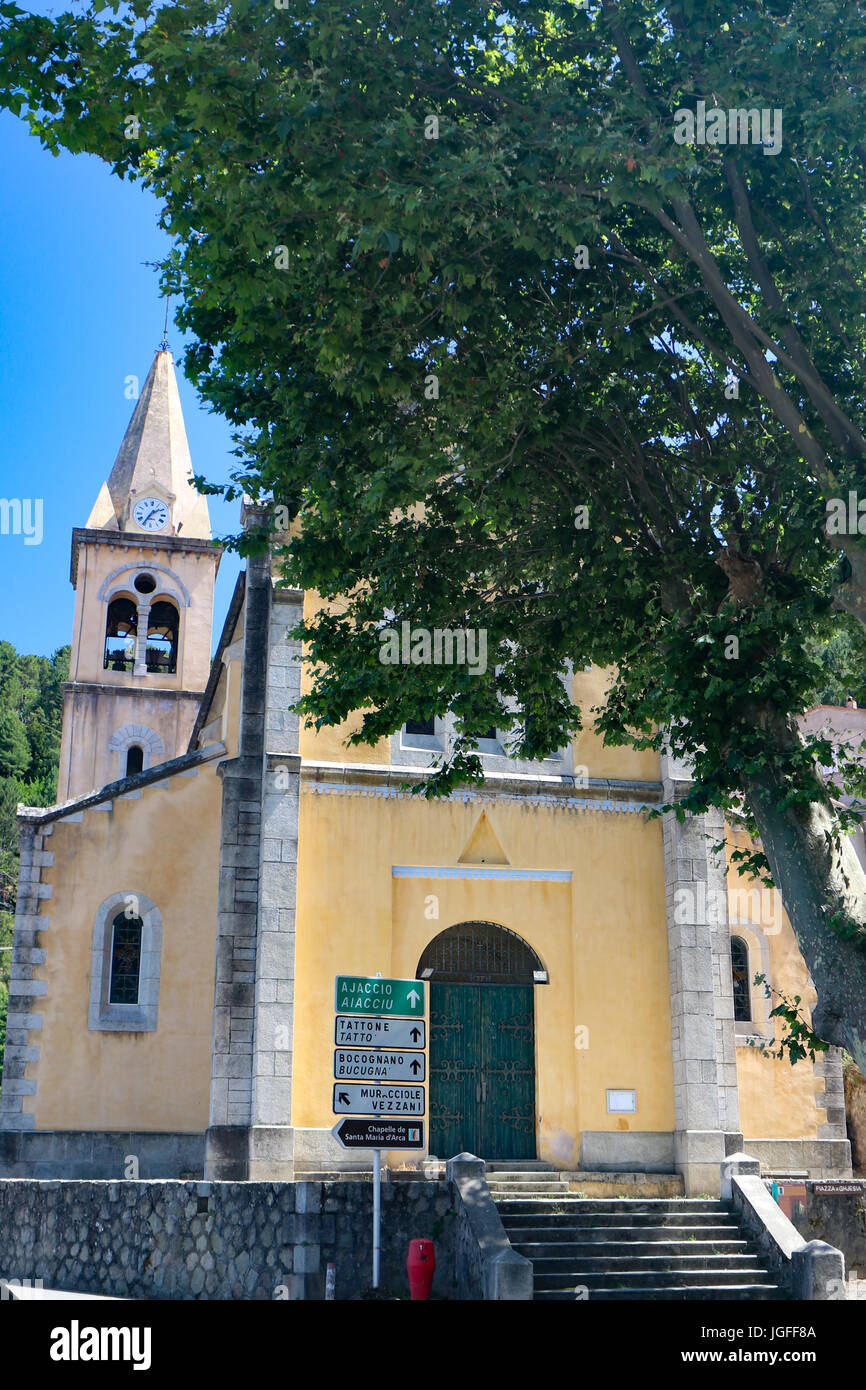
[457,810,510,866]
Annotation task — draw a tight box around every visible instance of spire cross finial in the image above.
[160,298,171,353]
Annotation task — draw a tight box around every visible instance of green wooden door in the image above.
[429,982,481,1156]
[482,984,536,1160]
[429,983,536,1160]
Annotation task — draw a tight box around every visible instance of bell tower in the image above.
[57,348,221,800]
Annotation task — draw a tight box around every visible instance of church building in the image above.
[0,348,853,1195]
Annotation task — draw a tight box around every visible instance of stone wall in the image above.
[0,1131,205,1179]
[0,1178,458,1301]
[793,1180,866,1276]
[844,1059,866,1171]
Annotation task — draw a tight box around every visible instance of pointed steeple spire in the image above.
[86,350,211,540]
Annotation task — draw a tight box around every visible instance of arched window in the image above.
[104,597,138,672]
[731,936,751,1022]
[89,892,163,1032]
[108,910,143,1004]
[125,744,144,777]
[145,600,179,674]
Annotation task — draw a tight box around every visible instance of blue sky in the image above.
[0,111,242,659]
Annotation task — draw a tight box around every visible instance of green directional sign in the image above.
[335,975,425,1018]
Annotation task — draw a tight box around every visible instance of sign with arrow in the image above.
[332,1118,425,1150]
[335,1016,426,1049]
[333,1084,425,1116]
[333,1049,426,1082]
[334,976,425,1018]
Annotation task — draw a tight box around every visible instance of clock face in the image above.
[132,498,169,532]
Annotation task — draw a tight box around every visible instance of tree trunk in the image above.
[741,722,866,1077]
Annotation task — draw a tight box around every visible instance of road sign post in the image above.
[372,1149,381,1290]
[332,974,427,1290]
[334,976,425,1017]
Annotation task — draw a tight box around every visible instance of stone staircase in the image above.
[493,1184,784,1300]
[485,1164,568,1200]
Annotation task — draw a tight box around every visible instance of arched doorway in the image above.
[418,922,543,1160]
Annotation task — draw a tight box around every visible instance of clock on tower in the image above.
[132,497,170,532]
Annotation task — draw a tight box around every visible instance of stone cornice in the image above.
[18,741,227,826]
[297,759,662,813]
[70,526,222,586]
[63,681,206,702]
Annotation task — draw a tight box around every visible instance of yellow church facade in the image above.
[0,351,852,1195]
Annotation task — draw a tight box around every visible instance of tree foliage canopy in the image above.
[2,0,866,1061]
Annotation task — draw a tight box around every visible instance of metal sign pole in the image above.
[372,1148,382,1289]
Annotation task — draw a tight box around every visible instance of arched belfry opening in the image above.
[104,597,138,672]
[145,600,179,674]
[418,922,544,1161]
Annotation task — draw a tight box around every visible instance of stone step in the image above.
[484,1161,557,1173]
[509,1240,754,1260]
[534,1284,781,1301]
[495,1198,726,1214]
[488,1183,569,1189]
[294,1170,372,1182]
[500,1207,736,1218]
[499,1210,737,1227]
[533,1267,774,1291]
[487,1173,569,1181]
[524,1253,762,1274]
[488,1182,570,1191]
[502,1222,741,1243]
[488,1186,570,1198]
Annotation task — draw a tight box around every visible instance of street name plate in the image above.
[333,1049,426,1082]
[332,1118,425,1150]
[334,1015,426,1049]
[333,1084,425,1116]
[334,976,425,1018]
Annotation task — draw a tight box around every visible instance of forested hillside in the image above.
[0,641,68,1082]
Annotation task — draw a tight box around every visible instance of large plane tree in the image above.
[3,0,866,1065]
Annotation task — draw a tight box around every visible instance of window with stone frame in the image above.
[731,936,752,1022]
[89,892,163,1033]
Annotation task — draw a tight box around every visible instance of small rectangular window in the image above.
[405,717,435,737]
[606,1088,636,1114]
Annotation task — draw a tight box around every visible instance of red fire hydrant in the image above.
[407,1238,435,1300]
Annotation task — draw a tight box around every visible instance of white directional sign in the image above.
[333,1084,425,1116]
[335,1016,426,1050]
[333,1049,426,1082]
